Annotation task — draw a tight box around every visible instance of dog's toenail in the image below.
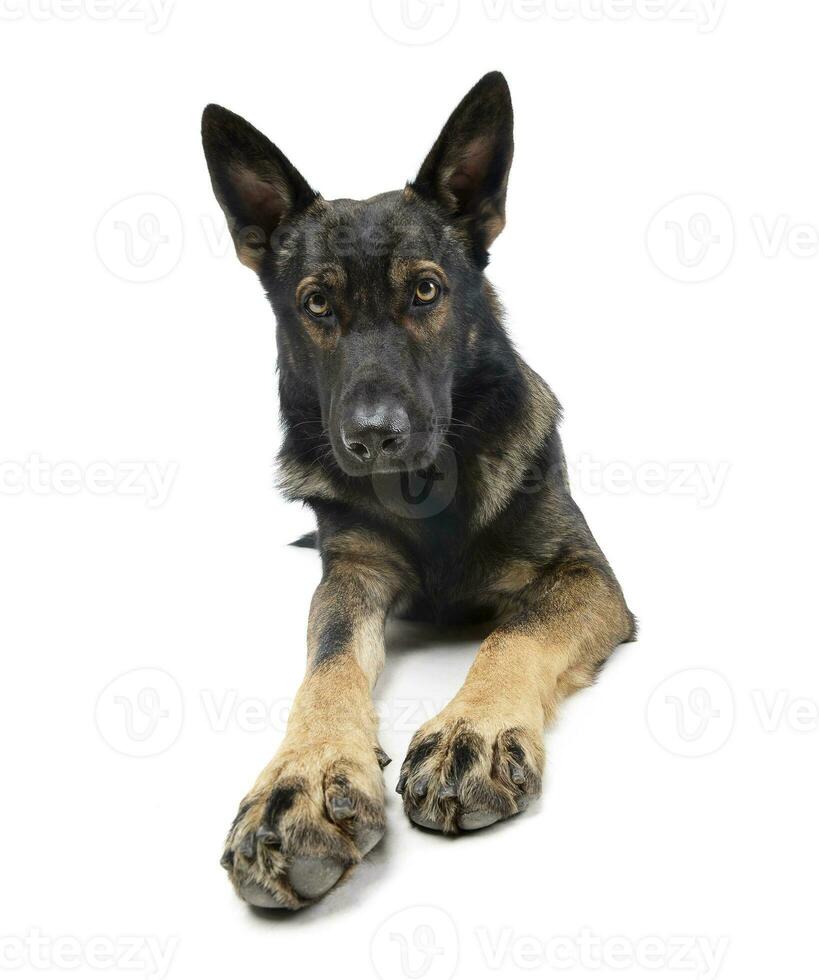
[413,775,430,798]
[375,747,392,769]
[395,774,408,794]
[255,825,278,845]
[510,763,526,784]
[238,832,256,860]
[438,781,457,800]
[220,849,234,870]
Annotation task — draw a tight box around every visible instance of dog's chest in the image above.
[398,527,510,625]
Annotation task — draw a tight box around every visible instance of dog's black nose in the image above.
[342,406,411,462]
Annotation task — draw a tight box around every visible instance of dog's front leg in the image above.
[221,531,406,909]
[398,557,634,833]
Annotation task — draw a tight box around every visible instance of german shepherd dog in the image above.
[202,72,635,910]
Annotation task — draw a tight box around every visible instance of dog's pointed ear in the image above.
[411,72,513,264]
[201,104,318,271]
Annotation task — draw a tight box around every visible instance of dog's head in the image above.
[202,72,513,476]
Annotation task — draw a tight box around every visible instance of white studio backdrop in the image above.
[1,2,817,979]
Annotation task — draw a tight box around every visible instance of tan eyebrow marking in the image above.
[388,259,447,291]
[296,264,347,304]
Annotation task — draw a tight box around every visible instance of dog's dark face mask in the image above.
[202,73,513,476]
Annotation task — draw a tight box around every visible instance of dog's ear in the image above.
[201,104,317,271]
[412,72,513,264]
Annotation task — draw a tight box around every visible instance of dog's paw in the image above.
[221,742,388,910]
[397,715,543,834]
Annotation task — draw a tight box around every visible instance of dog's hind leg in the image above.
[397,553,634,833]
[221,529,412,910]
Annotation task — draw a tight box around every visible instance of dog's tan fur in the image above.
[397,559,631,832]
[222,529,413,908]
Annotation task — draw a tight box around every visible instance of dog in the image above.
[202,71,635,911]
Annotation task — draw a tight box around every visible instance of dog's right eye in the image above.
[305,292,332,318]
[413,279,440,305]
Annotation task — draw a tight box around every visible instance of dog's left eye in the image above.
[413,279,440,305]
[305,292,332,318]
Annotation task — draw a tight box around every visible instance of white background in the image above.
[1,1,817,979]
